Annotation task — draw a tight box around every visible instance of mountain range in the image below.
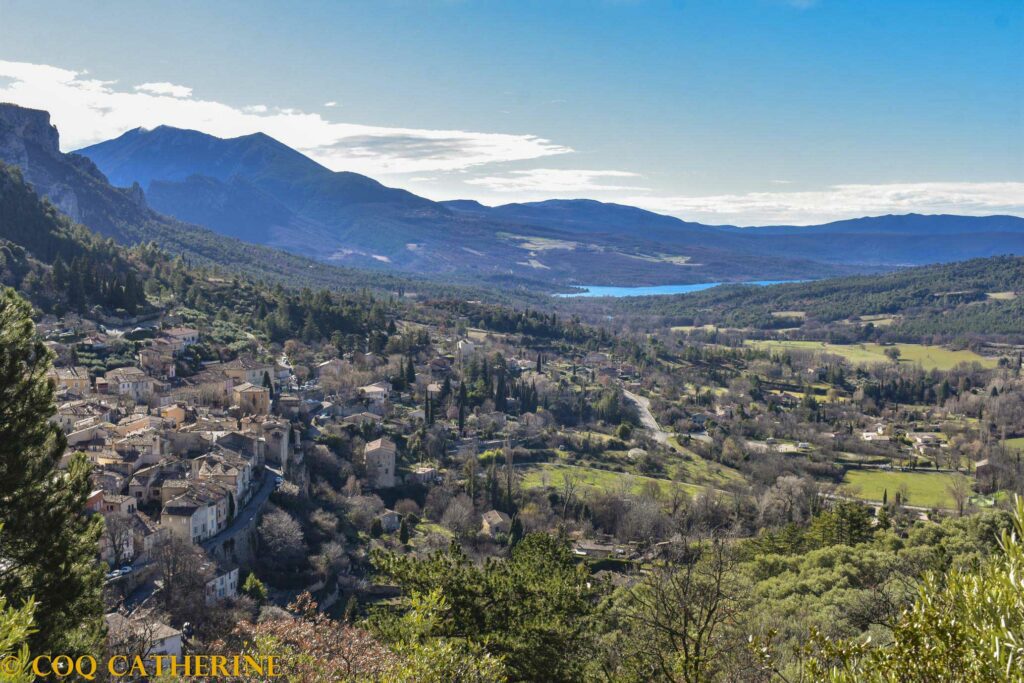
[0,103,469,296]
[3,102,1023,288]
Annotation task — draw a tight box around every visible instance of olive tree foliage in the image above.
[790,496,1024,682]
[370,533,605,683]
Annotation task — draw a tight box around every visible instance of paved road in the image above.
[201,466,281,553]
[624,389,668,444]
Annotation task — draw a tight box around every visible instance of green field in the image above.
[1006,437,1024,454]
[747,340,999,371]
[520,462,705,497]
[667,436,746,487]
[841,469,969,509]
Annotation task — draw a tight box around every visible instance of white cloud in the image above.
[323,101,337,107]
[134,81,193,98]
[466,168,644,193]
[1,60,1019,225]
[619,182,1024,226]
[0,60,570,175]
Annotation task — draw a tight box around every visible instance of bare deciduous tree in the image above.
[103,512,135,568]
[611,535,748,683]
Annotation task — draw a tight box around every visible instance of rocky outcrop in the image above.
[0,103,153,236]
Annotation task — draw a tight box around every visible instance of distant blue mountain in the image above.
[75,123,1024,284]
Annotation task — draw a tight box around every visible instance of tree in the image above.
[153,535,212,630]
[0,522,35,683]
[0,288,104,656]
[509,515,524,547]
[457,382,467,433]
[399,517,411,545]
[948,475,972,517]
[606,536,748,682]
[405,356,416,386]
[258,508,308,572]
[103,512,135,569]
[212,592,397,681]
[805,497,1024,681]
[371,533,605,682]
[807,501,874,548]
[241,573,268,605]
[370,517,384,538]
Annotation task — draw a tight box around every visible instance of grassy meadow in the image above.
[747,340,999,371]
[841,469,970,509]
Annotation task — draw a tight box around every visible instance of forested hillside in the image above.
[580,256,1024,341]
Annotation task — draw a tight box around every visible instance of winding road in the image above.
[624,389,668,445]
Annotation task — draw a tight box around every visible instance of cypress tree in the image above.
[405,356,416,385]
[458,382,467,433]
[509,515,524,547]
[0,288,104,656]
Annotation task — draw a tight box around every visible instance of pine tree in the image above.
[301,312,320,343]
[241,573,268,605]
[0,288,104,656]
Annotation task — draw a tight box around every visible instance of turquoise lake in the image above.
[556,280,800,298]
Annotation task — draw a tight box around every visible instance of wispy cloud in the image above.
[466,168,645,193]
[1,60,1018,225]
[0,60,570,175]
[619,182,1024,226]
[134,82,192,98]
[323,101,338,107]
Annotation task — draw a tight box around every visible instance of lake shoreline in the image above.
[556,280,805,298]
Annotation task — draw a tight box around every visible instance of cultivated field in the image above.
[747,340,999,371]
[520,462,705,497]
[841,469,970,509]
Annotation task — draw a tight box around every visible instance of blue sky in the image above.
[0,0,1021,224]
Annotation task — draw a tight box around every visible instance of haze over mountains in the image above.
[3,103,1023,289]
[78,124,1024,283]
[0,104,436,294]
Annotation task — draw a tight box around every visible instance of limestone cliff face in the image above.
[0,103,60,164]
[0,105,79,219]
[0,103,149,238]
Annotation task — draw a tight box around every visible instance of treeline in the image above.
[582,255,1024,340]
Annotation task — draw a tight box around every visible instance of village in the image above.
[35,289,1024,661]
[38,307,639,651]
